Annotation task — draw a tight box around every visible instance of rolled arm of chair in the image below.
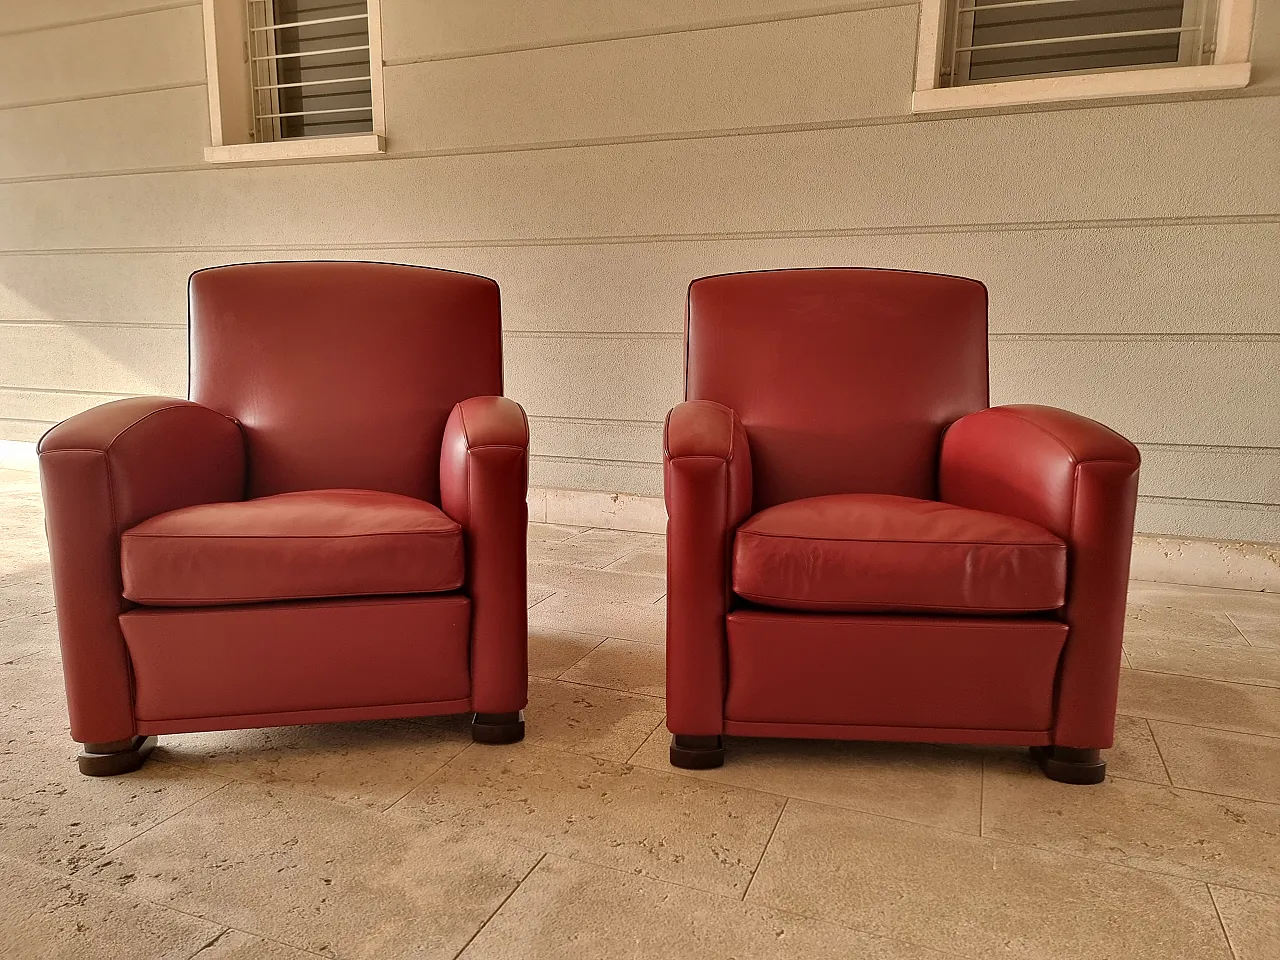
[939,404,1140,748]
[38,396,246,744]
[664,400,753,735]
[440,396,530,715]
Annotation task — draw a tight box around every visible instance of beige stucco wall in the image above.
[0,0,1277,541]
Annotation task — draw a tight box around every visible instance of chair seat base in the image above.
[78,736,157,777]
[670,735,725,769]
[472,711,525,744]
[1031,745,1106,785]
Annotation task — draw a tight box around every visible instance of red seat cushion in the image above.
[732,493,1066,615]
[121,489,464,606]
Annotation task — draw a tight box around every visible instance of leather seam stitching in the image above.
[123,595,469,613]
[135,697,474,725]
[126,586,467,605]
[727,612,1068,628]
[122,531,461,540]
[105,403,206,453]
[981,408,1135,466]
[736,532,1063,547]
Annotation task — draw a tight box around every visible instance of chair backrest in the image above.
[189,261,502,503]
[686,268,989,510]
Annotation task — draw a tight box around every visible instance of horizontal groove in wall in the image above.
[0,1,200,39]
[0,318,185,331]
[528,414,665,426]
[5,397,1273,454]
[532,454,663,468]
[508,331,681,341]
[0,416,53,426]
[4,90,1280,184]
[0,384,137,398]
[383,1,915,67]
[1139,442,1280,454]
[0,80,206,115]
[5,318,1276,347]
[990,333,1280,343]
[1139,495,1280,510]
[3,214,1278,258]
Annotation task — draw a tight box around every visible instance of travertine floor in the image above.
[2,465,1278,959]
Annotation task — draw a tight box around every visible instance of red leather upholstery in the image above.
[38,397,245,744]
[663,400,753,736]
[121,490,464,606]
[38,263,528,755]
[441,395,530,715]
[732,494,1066,614]
[665,269,1140,762]
[940,404,1140,748]
[725,611,1067,735]
[189,261,502,502]
[687,268,988,509]
[122,596,471,727]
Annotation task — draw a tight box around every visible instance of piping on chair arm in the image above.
[37,396,246,744]
[939,403,1141,748]
[439,395,530,715]
[664,400,753,736]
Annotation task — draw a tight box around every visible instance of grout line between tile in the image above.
[381,740,482,817]
[188,927,232,959]
[549,634,610,681]
[548,674,664,701]
[1124,662,1280,691]
[975,820,1280,900]
[623,715,667,765]
[1112,774,1280,808]
[1124,665,1280,692]
[16,844,337,960]
[525,590,556,612]
[1224,612,1256,648]
[374,746,476,814]
[547,847,975,959]
[1120,713,1280,743]
[546,675,667,706]
[978,755,987,837]
[84,777,234,871]
[1206,884,1241,960]
[742,798,788,903]
[1146,718,1177,785]
[450,852,548,960]
[559,851,756,904]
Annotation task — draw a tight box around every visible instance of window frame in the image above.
[201,0,386,164]
[913,0,1255,113]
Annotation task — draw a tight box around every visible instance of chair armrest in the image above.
[440,396,530,714]
[940,403,1140,748]
[38,396,246,743]
[664,400,753,735]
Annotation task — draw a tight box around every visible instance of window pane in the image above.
[953,0,1214,85]
[248,0,373,141]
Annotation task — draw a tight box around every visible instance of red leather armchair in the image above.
[665,269,1140,784]
[39,262,530,776]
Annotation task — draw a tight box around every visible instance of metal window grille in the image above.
[943,0,1219,86]
[247,0,373,142]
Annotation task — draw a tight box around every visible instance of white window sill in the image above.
[203,133,385,165]
[912,62,1251,114]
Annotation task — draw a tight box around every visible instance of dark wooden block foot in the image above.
[670,734,725,769]
[77,736,157,777]
[472,711,525,744]
[1031,745,1106,785]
